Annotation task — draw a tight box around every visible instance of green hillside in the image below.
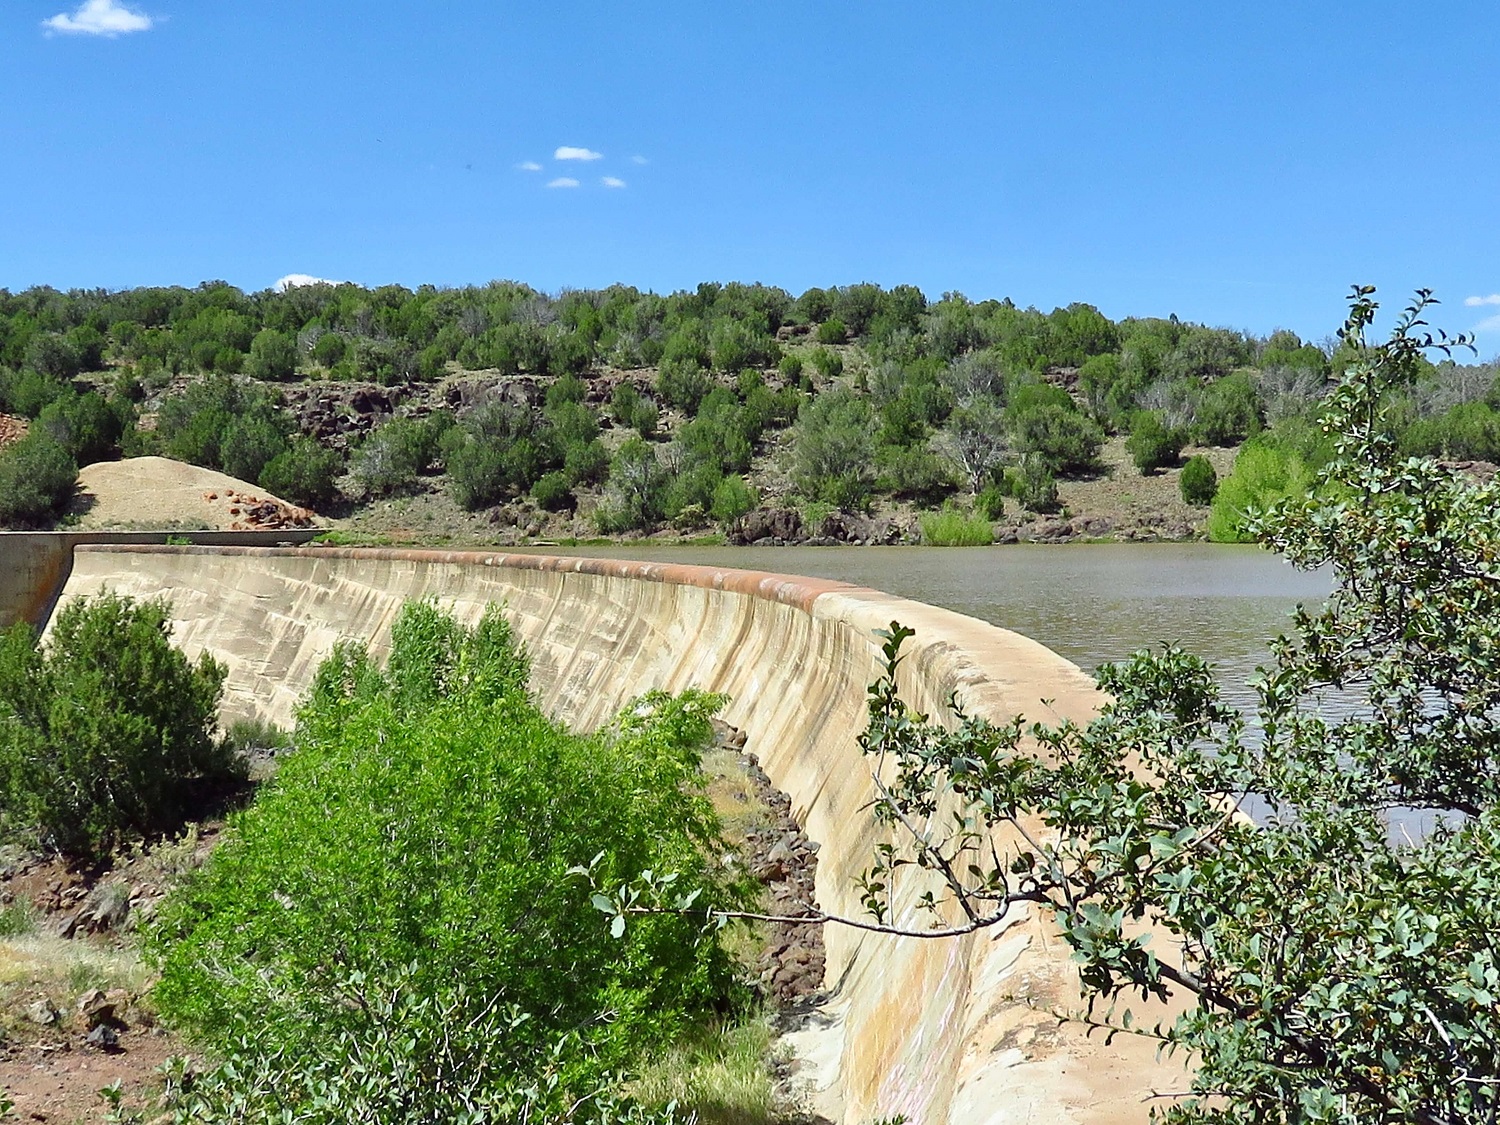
[1,280,1495,543]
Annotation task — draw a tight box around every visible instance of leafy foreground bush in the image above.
[151,602,748,1125]
[0,594,240,857]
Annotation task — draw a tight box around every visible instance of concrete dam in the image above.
[1,534,1177,1124]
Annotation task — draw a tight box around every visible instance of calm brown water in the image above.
[520,542,1333,711]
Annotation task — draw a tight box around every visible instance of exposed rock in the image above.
[0,413,28,450]
[734,748,826,1006]
[730,507,805,546]
[280,382,401,450]
[27,998,60,1026]
[76,880,131,934]
[83,1023,120,1051]
[444,376,545,413]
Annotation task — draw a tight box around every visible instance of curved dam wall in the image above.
[48,543,1176,1124]
[0,531,322,632]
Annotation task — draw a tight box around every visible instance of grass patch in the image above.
[797,500,835,534]
[0,899,35,937]
[920,507,994,546]
[632,1013,785,1125]
[311,529,394,547]
[0,932,153,1033]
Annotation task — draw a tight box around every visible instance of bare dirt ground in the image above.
[70,457,320,532]
[1036,436,1239,541]
[0,831,220,1123]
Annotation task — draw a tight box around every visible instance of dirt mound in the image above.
[73,457,320,531]
[0,414,27,451]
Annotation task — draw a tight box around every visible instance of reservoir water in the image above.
[522,542,1334,714]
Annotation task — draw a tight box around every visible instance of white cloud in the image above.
[547,177,580,189]
[601,176,626,189]
[554,146,602,162]
[1476,314,1500,334]
[1465,294,1500,307]
[43,0,152,36]
[274,273,341,292]
[517,161,543,172]
[630,155,648,165]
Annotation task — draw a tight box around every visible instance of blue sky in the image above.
[3,1,1498,354]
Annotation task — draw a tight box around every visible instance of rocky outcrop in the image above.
[730,507,921,547]
[280,382,402,450]
[730,506,804,545]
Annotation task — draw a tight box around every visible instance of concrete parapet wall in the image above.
[0,532,321,631]
[52,544,1175,1123]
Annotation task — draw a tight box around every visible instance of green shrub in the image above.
[710,320,778,373]
[878,444,955,506]
[1008,453,1060,513]
[444,433,512,510]
[596,437,668,532]
[1440,401,1500,462]
[920,507,994,546]
[545,371,588,410]
[789,388,875,510]
[312,332,347,368]
[224,717,292,758]
[0,367,69,418]
[1207,439,1312,542]
[1126,410,1185,473]
[611,382,659,438]
[657,358,712,415]
[531,470,576,511]
[0,594,240,857]
[815,317,848,345]
[35,390,127,466]
[1179,454,1218,506]
[350,413,449,497]
[0,433,77,528]
[221,414,290,485]
[1010,401,1103,475]
[1191,372,1261,446]
[0,899,35,937]
[150,603,743,1122]
[24,333,83,379]
[808,347,843,381]
[665,463,723,522]
[259,438,343,510]
[710,474,757,525]
[976,483,1006,521]
[156,374,292,476]
[246,329,299,381]
[777,353,804,381]
[563,439,608,487]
